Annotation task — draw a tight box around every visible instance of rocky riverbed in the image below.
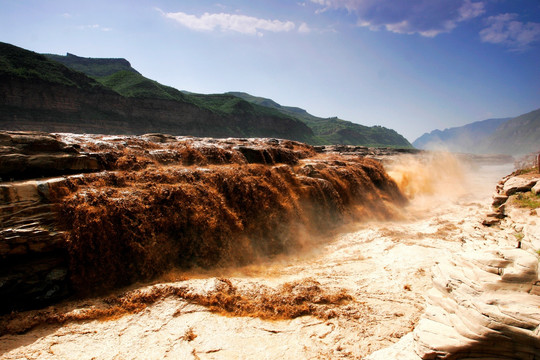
[1,131,538,359]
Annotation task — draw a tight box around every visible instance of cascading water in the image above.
[0,132,519,360]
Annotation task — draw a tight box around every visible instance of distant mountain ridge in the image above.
[0,41,412,147]
[413,110,540,155]
[413,117,510,152]
[481,109,540,155]
[41,50,412,147]
[228,92,412,148]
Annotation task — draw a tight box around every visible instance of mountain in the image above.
[481,109,540,155]
[412,117,510,152]
[228,92,412,148]
[0,42,313,141]
[0,43,102,89]
[97,70,189,102]
[40,50,412,147]
[0,42,411,147]
[413,110,540,155]
[44,53,140,78]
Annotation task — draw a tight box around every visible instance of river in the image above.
[0,153,515,360]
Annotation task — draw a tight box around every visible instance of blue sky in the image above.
[1,0,539,141]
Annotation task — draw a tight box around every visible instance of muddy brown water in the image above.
[0,153,515,360]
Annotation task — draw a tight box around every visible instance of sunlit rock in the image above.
[414,247,540,359]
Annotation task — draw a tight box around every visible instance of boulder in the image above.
[492,194,508,207]
[502,176,538,196]
[532,182,540,195]
[482,213,503,226]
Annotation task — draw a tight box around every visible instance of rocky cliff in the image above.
[368,170,540,360]
[0,130,406,314]
[0,76,313,141]
[44,53,141,78]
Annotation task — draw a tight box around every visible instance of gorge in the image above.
[1,131,539,359]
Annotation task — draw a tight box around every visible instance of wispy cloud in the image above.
[298,22,311,33]
[480,13,540,50]
[458,0,484,21]
[161,10,296,36]
[77,24,112,32]
[310,0,485,37]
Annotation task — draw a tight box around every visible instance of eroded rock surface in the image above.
[4,135,534,360]
[413,247,540,359]
[369,170,540,360]
[0,177,71,311]
[483,172,539,226]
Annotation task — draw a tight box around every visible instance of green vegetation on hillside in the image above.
[0,42,101,89]
[45,53,139,78]
[513,191,540,209]
[228,92,412,147]
[97,71,188,101]
[1,42,412,147]
[97,72,304,125]
[186,93,296,119]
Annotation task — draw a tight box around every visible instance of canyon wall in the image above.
[0,77,313,141]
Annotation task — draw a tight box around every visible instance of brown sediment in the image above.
[189,278,353,320]
[54,156,405,294]
[1,146,521,359]
[1,132,406,310]
[0,278,353,336]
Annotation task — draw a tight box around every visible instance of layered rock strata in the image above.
[369,171,540,360]
[0,76,314,142]
[414,247,540,359]
[483,172,539,227]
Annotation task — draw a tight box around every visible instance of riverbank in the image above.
[369,168,540,359]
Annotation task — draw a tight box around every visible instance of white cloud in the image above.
[309,0,485,37]
[298,22,311,33]
[458,0,484,21]
[480,13,540,50]
[163,11,296,36]
[310,0,329,5]
[77,24,99,30]
[77,24,112,32]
